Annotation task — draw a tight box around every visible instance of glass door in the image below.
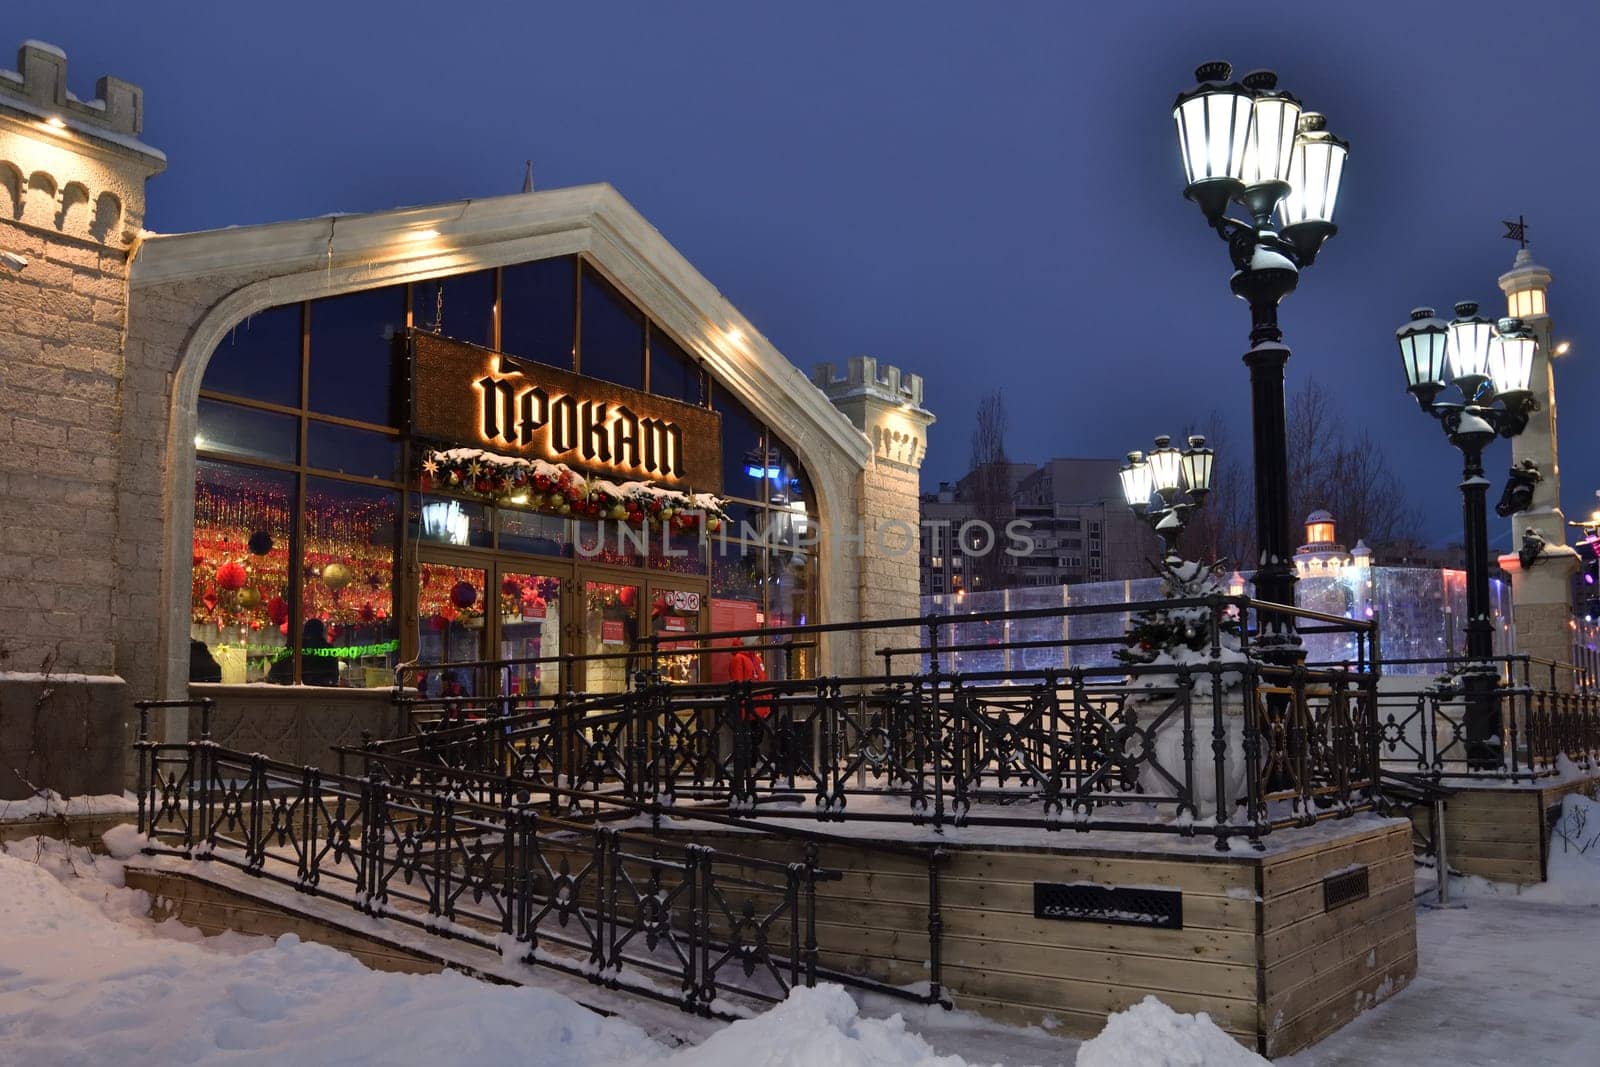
[496,569,566,698]
[416,560,487,697]
[579,575,641,694]
[645,584,705,684]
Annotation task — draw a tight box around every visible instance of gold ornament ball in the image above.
[237,586,262,610]
[322,563,352,591]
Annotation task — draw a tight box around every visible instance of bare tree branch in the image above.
[1183,380,1422,568]
[968,390,1012,591]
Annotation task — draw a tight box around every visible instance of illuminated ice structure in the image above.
[920,512,1511,679]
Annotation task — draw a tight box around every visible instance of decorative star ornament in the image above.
[421,457,440,477]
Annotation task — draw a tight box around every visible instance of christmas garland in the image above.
[419,447,728,533]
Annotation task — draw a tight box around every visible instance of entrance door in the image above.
[416,560,487,697]
[645,584,705,684]
[496,569,566,698]
[577,575,642,694]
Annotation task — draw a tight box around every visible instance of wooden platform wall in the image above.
[1408,770,1600,884]
[677,819,1415,1058]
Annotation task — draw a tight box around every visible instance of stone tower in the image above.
[0,41,165,797]
[813,357,935,669]
[1494,246,1580,679]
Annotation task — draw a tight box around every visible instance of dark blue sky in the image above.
[18,1,1600,547]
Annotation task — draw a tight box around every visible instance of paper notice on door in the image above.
[601,619,625,645]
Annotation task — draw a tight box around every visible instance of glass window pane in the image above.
[413,270,495,350]
[417,562,486,697]
[710,502,764,607]
[648,519,707,574]
[766,549,815,680]
[302,477,399,687]
[196,398,298,465]
[307,287,405,425]
[496,508,571,556]
[712,384,765,503]
[203,304,301,406]
[579,266,644,389]
[413,494,492,548]
[648,325,704,405]
[500,257,575,370]
[708,529,764,684]
[575,518,645,567]
[306,421,401,481]
[191,460,294,685]
[769,436,814,517]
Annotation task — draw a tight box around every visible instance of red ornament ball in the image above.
[267,596,289,626]
[216,561,248,591]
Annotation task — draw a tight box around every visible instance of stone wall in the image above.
[0,41,163,797]
[0,227,127,676]
[0,674,126,799]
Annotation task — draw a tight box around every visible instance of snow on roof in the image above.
[19,39,67,59]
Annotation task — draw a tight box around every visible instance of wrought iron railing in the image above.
[132,700,943,1016]
[371,595,1382,850]
[1371,655,1600,781]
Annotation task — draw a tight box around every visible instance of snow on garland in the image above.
[418,447,728,532]
[1117,556,1251,689]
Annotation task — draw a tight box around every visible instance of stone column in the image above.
[813,357,935,675]
[0,41,165,797]
[1494,248,1581,685]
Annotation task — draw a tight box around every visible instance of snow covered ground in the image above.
[0,830,1266,1066]
[2,806,1598,1066]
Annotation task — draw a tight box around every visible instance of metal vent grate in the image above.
[1323,865,1370,912]
[1033,882,1183,929]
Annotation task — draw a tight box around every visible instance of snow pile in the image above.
[102,822,150,859]
[1075,996,1266,1067]
[677,985,984,1067]
[1542,791,1600,906]
[0,835,995,1067]
[0,789,138,820]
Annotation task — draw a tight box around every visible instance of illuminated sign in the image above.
[411,331,722,492]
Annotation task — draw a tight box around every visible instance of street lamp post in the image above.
[1395,304,1538,765]
[1120,434,1216,558]
[1173,63,1349,659]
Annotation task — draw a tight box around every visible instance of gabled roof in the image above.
[133,182,871,469]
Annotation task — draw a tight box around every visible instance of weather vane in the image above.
[1502,214,1529,249]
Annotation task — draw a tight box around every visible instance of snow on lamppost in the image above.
[1395,305,1539,767]
[1173,62,1348,661]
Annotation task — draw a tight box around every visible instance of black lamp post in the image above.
[1396,304,1538,766]
[1120,434,1216,558]
[1173,63,1349,658]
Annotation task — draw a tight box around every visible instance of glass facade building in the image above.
[191,255,818,693]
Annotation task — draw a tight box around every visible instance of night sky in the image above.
[16,1,1600,549]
